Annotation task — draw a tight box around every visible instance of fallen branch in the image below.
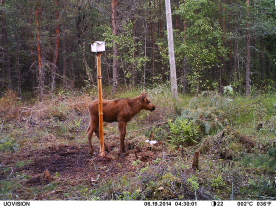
[14,120,22,128]
[7,167,14,179]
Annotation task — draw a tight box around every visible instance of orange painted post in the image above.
[91,41,105,157]
[96,52,105,157]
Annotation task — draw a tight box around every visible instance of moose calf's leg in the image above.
[88,128,94,155]
[118,121,127,155]
[95,127,109,152]
[87,120,99,155]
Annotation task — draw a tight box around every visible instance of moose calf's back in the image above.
[89,94,155,123]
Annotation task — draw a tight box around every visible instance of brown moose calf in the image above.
[87,92,155,157]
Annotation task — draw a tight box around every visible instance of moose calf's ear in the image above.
[140,91,148,97]
[140,91,148,101]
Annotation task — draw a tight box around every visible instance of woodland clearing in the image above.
[1,86,276,200]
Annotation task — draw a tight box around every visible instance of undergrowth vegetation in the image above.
[1,86,276,200]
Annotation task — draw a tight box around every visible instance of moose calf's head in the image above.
[140,92,156,111]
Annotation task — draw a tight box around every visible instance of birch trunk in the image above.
[165,0,178,99]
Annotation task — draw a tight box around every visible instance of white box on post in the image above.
[91,41,105,53]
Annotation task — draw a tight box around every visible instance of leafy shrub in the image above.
[187,175,200,191]
[180,93,234,135]
[0,137,19,152]
[223,85,234,96]
[242,147,276,172]
[246,177,276,198]
[211,174,226,189]
[168,117,199,147]
[115,191,141,200]
[182,108,225,135]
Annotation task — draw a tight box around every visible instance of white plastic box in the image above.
[91,41,105,52]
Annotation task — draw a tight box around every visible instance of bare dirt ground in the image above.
[1,136,170,200]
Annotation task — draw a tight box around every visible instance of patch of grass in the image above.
[15,160,33,168]
[0,180,23,200]
[0,137,19,152]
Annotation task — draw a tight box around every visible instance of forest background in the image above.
[1,0,276,98]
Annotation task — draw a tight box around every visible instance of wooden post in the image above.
[97,52,105,157]
[192,151,200,170]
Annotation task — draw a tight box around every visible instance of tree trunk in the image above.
[143,21,147,88]
[29,8,36,91]
[36,4,44,100]
[246,0,251,96]
[220,0,226,94]
[158,0,163,38]
[82,41,94,85]
[183,16,188,94]
[51,0,61,92]
[75,3,94,87]
[132,19,138,86]
[62,27,67,88]
[112,0,119,93]
[152,0,156,80]
[1,0,12,90]
[62,0,67,88]
[16,35,21,98]
[260,39,264,80]
[165,0,178,99]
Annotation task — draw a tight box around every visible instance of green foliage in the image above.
[115,191,141,200]
[181,93,230,135]
[175,0,230,93]
[103,19,149,85]
[0,137,19,152]
[241,146,276,172]
[223,85,234,96]
[245,177,276,198]
[0,180,23,200]
[187,175,199,191]
[182,107,225,135]
[3,0,276,95]
[132,159,142,167]
[15,160,33,168]
[211,175,226,189]
[168,117,199,147]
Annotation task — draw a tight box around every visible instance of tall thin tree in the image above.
[1,0,12,89]
[35,1,44,100]
[111,0,119,93]
[165,0,178,99]
[246,0,251,96]
[51,0,61,92]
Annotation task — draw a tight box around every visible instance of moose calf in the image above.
[87,92,156,156]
